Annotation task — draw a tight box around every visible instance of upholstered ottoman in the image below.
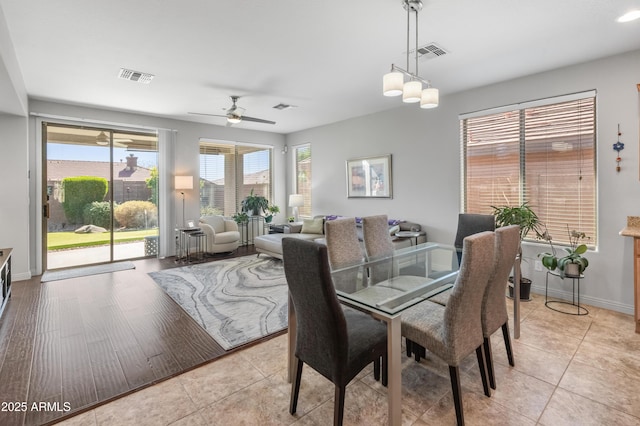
[255,233,321,260]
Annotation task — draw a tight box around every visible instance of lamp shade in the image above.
[175,175,193,190]
[383,71,404,96]
[288,194,304,207]
[420,87,439,109]
[402,80,422,103]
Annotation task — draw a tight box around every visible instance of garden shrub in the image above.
[114,200,158,229]
[83,201,115,230]
[61,176,108,224]
[200,205,223,217]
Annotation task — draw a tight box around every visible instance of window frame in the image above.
[460,91,597,248]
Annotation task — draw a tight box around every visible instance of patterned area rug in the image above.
[148,256,287,350]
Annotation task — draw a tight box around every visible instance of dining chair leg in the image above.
[290,358,303,414]
[374,358,381,381]
[449,365,465,426]
[501,322,515,366]
[334,385,346,426]
[475,345,491,397]
[483,337,496,390]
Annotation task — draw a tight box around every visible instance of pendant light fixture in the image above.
[383,0,439,109]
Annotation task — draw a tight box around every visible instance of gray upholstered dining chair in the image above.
[282,238,387,426]
[418,225,520,390]
[401,231,495,426]
[362,215,395,284]
[481,225,520,389]
[406,212,495,358]
[454,213,495,264]
[325,217,364,293]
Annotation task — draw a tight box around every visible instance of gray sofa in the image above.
[254,216,426,260]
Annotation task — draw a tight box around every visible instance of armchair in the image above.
[198,215,240,254]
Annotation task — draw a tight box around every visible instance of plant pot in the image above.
[508,276,532,301]
[564,263,580,277]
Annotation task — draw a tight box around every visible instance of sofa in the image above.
[199,215,241,254]
[254,216,426,260]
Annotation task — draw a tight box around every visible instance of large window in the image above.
[295,144,312,218]
[461,92,596,246]
[199,141,272,217]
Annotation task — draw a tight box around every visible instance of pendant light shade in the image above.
[420,87,439,109]
[382,0,439,110]
[383,71,404,96]
[403,80,422,103]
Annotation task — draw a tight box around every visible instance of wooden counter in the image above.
[619,217,640,333]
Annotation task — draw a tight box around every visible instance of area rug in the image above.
[41,261,136,282]
[148,256,287,350]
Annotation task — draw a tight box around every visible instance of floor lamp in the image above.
[175,175,193,228]
[289,194,304,223]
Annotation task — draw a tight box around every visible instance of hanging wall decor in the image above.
[612,124,624,173]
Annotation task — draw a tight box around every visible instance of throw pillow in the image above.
[388,225,400,236]
[301,218,324,234]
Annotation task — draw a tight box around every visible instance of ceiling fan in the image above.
[95,131,132,148]
[188,96,276,125]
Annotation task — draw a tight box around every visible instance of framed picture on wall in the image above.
[346,154,393,198]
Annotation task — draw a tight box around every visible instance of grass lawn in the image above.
[47,229,159,250]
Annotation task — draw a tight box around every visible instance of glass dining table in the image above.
[287,242,460,426]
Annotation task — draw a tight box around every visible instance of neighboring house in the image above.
[46,156,153,230]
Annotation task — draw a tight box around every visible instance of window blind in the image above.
[462,95,596,247]
[295,144,312,218]
[199,142,273,217]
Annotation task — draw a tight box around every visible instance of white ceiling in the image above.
[1,0,640,134]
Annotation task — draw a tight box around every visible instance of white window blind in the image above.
[295,144,312,218]
[462,94,596,246]
[199,142,272,217]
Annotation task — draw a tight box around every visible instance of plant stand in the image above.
[545,270,588,316]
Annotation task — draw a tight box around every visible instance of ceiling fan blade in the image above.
[240,115,276,125]
[188,112,229,118]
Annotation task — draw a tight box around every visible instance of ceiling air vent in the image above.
[118,68,155,84]
[416,43,449,60]
[273,103,297,110]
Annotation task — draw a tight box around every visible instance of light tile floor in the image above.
[58,294,640,425]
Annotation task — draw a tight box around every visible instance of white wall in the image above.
[0,113,30,280]
[286,49,640,315]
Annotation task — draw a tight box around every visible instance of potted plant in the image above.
[264,204,280,223]
[232,211,249,224]
[491,202,541,300]
[241,189,269,216]
[539,226,589,277]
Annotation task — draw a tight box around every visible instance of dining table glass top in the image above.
[330,242,460,315]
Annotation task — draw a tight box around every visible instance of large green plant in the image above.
[61,176,108,224]
[491,202,541,241]
[241,188,269,216]
[83,201,114,229]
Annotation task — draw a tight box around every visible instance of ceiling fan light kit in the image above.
[188,96,276,125]
[383,0,439,109]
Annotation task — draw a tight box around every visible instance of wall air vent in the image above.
[118,68,155,84]
[415,43,449,60]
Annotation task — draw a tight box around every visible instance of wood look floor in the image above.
[0,246,261,426]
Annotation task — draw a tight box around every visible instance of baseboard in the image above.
[530,284,634,315]
[13,271,32,282]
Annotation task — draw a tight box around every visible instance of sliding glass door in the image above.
[43,123,159,270]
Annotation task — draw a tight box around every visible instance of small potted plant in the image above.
[264,204,280,223]
[241,189,269,216]
[539,226,589,277]
[491,202,541,300]
[232,211,249,224]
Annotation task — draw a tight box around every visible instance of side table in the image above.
[545,270,588,315]
[395,231,422,246]
[186,232,206,263]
